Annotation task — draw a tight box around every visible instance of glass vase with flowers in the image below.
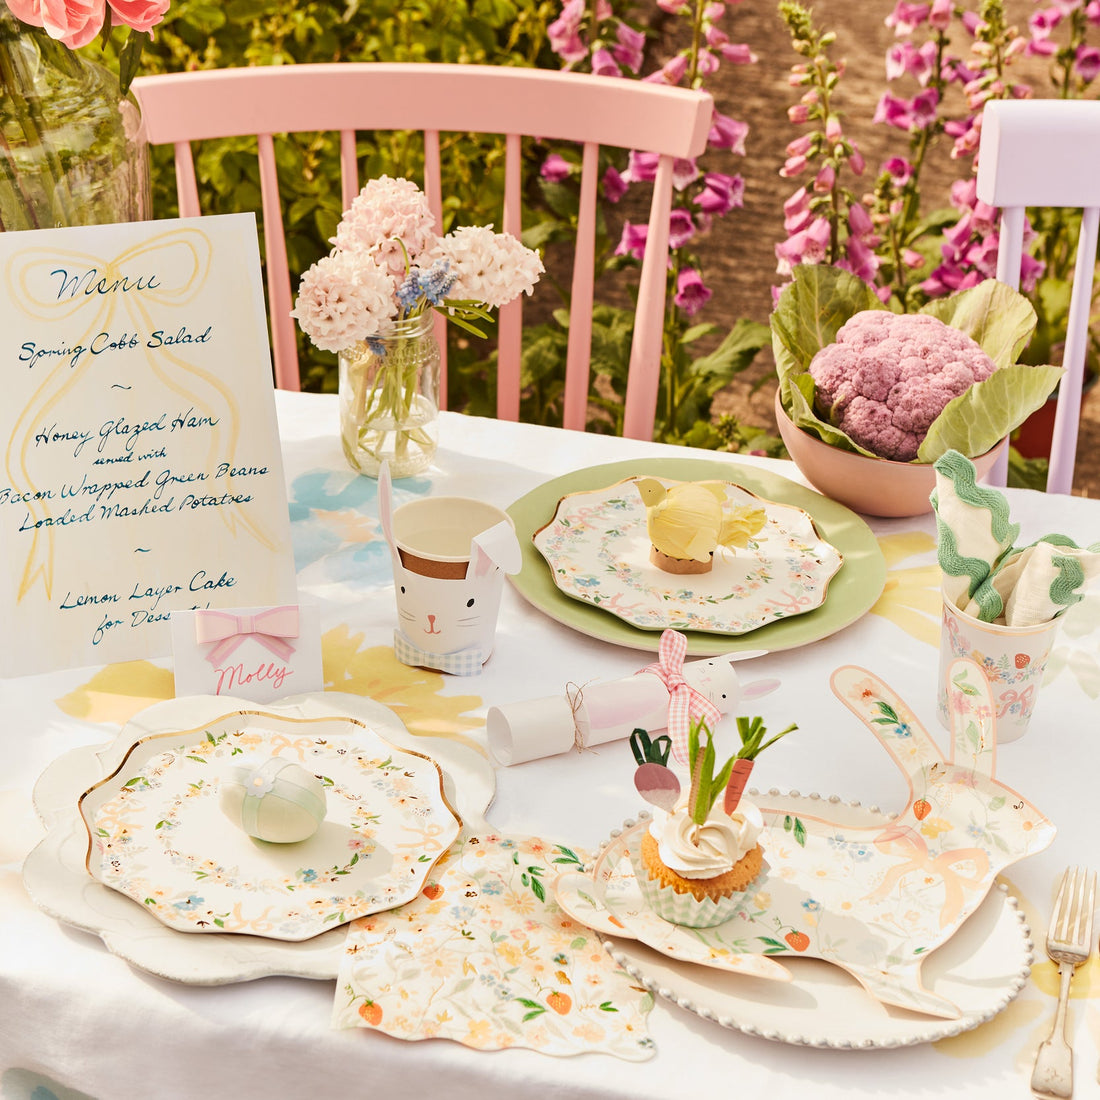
[0,0,166,231]
[293,175,544,478]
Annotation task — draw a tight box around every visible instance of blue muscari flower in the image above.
[420,259,456,305]
[396,272,424,311]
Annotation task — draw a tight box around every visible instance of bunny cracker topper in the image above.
[486,631,780,766]
[379,464,522,675]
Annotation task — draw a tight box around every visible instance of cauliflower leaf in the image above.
[917,362,1065,461]
[918,280,1037,369]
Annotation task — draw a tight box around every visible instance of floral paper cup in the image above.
[937,592,1060,744]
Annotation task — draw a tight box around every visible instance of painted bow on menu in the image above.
[194,606,299,666]
[641,629,722,763]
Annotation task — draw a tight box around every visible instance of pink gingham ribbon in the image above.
[641,629,722,763]
[195,606,299,666]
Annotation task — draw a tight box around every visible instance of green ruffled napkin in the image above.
[930,451,1100,626]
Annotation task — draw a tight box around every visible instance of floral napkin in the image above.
[333,833,655,1060]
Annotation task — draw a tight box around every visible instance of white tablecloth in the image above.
[3,390,1100,1100]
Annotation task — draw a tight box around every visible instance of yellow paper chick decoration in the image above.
[635,478,767,563]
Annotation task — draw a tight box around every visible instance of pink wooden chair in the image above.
[976,98,1100,494]
[131,64,713,439]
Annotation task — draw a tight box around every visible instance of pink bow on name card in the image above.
[195,606,299,666]
[641,629,722,764]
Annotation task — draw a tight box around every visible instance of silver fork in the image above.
[1031,866,1096,1099]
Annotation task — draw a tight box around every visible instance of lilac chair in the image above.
[976,98,1100,494]
[131,64,713,439]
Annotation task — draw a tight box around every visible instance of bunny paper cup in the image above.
[937,593,1060,743]
[378,466,522,675]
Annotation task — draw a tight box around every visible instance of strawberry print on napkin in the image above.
[333,834,655,1059]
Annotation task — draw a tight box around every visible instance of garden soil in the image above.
[647,0,1100,496]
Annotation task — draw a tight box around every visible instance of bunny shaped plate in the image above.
[532,475,843,635]
[555,659,1054,1041]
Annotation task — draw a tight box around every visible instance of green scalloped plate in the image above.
[506,458,886,656]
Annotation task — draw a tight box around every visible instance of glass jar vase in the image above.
[0,4,150,231]
[338,312,441,478]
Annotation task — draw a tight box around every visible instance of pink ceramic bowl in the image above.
[773,392,1007,518]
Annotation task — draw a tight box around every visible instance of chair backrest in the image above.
[132,64,713,440]
[976,98,1100,494]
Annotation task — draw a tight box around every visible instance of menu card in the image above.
[0,214,296,676]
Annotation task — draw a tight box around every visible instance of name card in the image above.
[0,214,296,676]
[170,603,323,704]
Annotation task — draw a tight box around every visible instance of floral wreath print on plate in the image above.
[532,476,843,635]
[78,710,462,941]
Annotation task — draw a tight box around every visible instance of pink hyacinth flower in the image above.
[674,267,712,316]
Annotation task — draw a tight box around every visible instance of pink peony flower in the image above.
[674,267,712,315]
[291,251,397,353]
[8,0,105,48]
[108,0,169,33]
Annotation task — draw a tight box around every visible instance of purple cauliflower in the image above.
[808,310,998,461]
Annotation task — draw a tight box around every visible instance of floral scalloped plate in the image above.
[78,710,462,941]
[531,476,843,635]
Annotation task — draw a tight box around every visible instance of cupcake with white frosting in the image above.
[629,716,794,927]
